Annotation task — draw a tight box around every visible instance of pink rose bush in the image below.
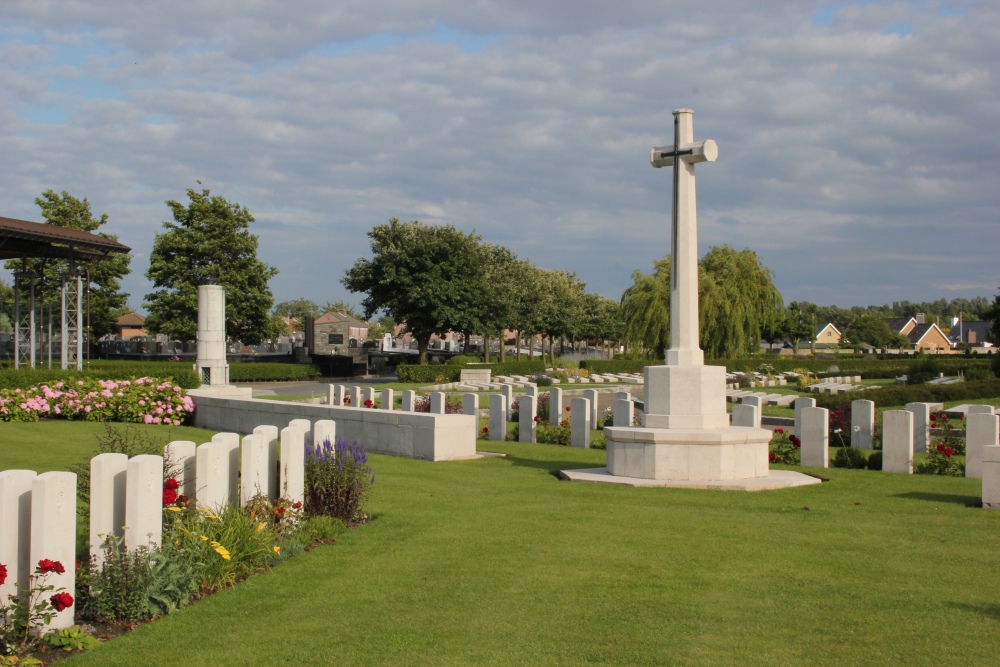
[0,377,194,425]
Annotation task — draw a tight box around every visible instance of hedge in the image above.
[580,359,660,374]
[0,364,200,390]
[814,379,1000,410]
[228,362,321,382]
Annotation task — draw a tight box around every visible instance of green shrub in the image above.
[866,451,883,470]
[304,437,374,525]
[229,362,320,382]
[42,626,101,652]
[769,429,801,465]
[992,354,1000,378]
[535,376,553,386]
[832,447,868,469]
[915,445,964,476]
[907,357,941,385]
[0,365,199,390]
[965,366,994,381]
[395,364,462,383]
[536,424,571,446]
[85,537,154,623]
[445,355,481,365]
[300,516,348,544]
[814,379,1000,410]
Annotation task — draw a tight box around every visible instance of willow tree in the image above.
[620,246,782,359]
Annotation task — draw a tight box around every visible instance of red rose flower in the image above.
[534,416,540,422]
[37,559,65,575]
[293,501,302,509]
[774,428,784,434]
[482,427,488,433]
[364,399,373,408]
[164,478,180,490]
[944,447,954,457]
[0,563,7,585]
[565,406,571,412]
[163,488,178,506]
[275,507,285,515]
[768,452,777,462]
[937,443,945,452]
[176,494,188,506]
[50,592,74,612]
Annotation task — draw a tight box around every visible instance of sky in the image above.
[1,0,997,314]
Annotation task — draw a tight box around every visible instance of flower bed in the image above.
[0,377,194,424]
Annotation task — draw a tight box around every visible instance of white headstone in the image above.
[613,398,634,428]
[800,407,829,468]
[583,389,599,428]
[328,384,344,406]
[430,392,446,414]
[463,393,478,417]
[211,432,240,506]
[501,385,514,421]
[381,388,394,411]
[526,385,537,398]
[489,394,507,441]
[905,402,931,454]
[520,395,538,443]
[983,445,1000,509]
[30,471,76,629]
[313,420,336,449]
[125,455,163,551]
[196,441,229,511]
[240,433,268,505]
[966,413,999,479]
[0,470,36,607]
[347,386,361,408]
[851,400,875,450]
[251,425,280,500]
[731,404,760,429]
[794,396,816,435]
[571,397,591,448]
[614,391,630,403]
[968,404,995,415]
[362,387,376,407]
[549,387,564,426]
[89,453,127,567]
[280,426,306,504]
[401,390,416,412]
[164,440,196,499]
[883,410,914,474]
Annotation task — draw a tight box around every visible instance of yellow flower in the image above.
[166,506,181,513]
[205,514,219,520]
[213,544,232,561]
[272,545,281,555]
[257,522,266,532]
[199,535,208,541]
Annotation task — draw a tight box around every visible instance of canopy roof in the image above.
[0,215,130,263]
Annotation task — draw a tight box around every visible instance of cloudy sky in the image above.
[1,0,997,313]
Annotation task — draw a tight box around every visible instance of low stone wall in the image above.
[190,394,477,461]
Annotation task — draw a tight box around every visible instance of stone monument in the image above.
[189,283,252,398]
[561,108,819,490]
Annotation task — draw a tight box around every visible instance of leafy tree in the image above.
[843,313,896,348]
[273,298,322,322]
[322,300,365,321]
[620,257,670,357]
[784,302,818,355]
[144,187,279,344]
[342,218,487,364]
[3,190,131,339]
[985,290,1000,345]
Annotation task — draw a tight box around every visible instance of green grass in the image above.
[4,424,999,665]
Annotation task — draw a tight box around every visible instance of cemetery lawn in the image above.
[5,426,999,666]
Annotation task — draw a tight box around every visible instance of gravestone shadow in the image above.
[490,450,601,477]
[948,602,1000,622]
[893,491,981,507]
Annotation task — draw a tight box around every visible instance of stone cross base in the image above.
[643,365,729,430]
[603,425,772,481]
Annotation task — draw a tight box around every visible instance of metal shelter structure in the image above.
[0,216,131,369]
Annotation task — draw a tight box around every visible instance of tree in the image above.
[620,257,671,357]
[843,314,896,348]
[273,299,322,322]
[144,187,279,344]
[342,218,487,364]
[322,300,365,321]
[985,289,1000,345]
[3,190,131,339]
[783,302,817,355]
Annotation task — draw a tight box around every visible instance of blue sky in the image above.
[1,0,997,312]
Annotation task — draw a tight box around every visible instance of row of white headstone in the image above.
[0,417,335,630]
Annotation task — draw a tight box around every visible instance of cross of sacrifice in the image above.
[649,108,718,367]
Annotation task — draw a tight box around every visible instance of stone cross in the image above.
[650,108,718,366]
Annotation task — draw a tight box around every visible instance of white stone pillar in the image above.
[196,441,229,512]
[583,389,599,428]
[520,395,537,443]
[501,385,514,421]
[211,432,240,507]
[883,410,914,474]
[251,425,279,500]
[571,398,591,448]
[347,386,361,408]
[851,400,875,450]
[0,470,36,607]
[381,388,394,411]
[430,392,446,414]
[401,390,416,412]
[362,387,376,407]
[549,387,564,426]
[313,420,336,449]
[800,407,829,468]
[489,394,507,441]
[463,393,478,417]
[30,471,76,629]
[125,455,163,551]
[905,402,931,454]
[614,398,634,428]
[983,445,1000,509]
[731,404,760,429]
[165,440,196,499]
[966,413,999,479]
[89,453,127,567]
[241,433,268,505]
[280,426,306,504]
[196,284,228,386]
[794,396,816,435]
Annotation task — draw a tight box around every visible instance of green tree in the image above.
[321,300,365,321]
[843,314,896,348]
[3,190,131,339]
[342,218,487,364]
[785,301,818,355]
[144,187,279,344]
[985,289,1000,345]
[273,299,322,322]
[620,257,671,357]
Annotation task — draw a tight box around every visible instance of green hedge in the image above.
[580,359,660,374]
[228,362,321,382]
[814,379,1000,410]
[395,365,462,383]
[0,365,200,390]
